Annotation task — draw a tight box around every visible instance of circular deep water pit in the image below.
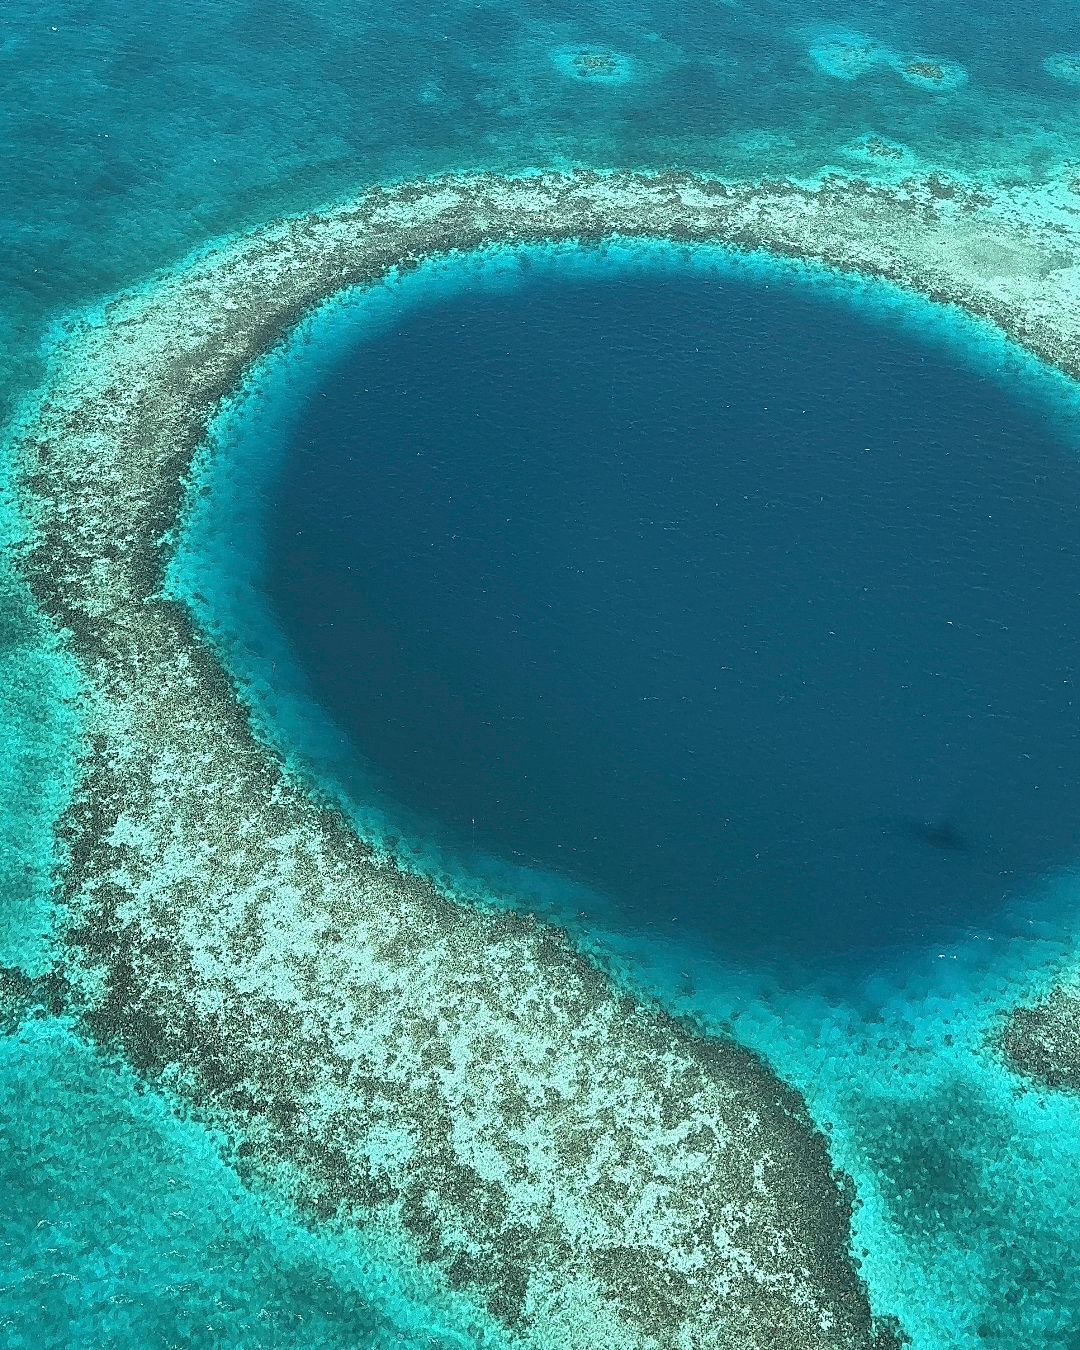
[207,249,1080,971]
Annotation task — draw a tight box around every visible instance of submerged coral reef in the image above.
[1001,985,1080,1093]
[550,46,634,85]
[1043,52,1080,86]
[805,29,969,94]
[12,167,1080,1346]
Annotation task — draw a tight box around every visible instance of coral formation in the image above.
[12,166,1080,1346]
[840,136,915,175]
[862,137,906,160]
[1000,985,1080,1093]
[894,56,968,92]
[806,28,968,93]
[807,30,885,83]
[550,45,634,85]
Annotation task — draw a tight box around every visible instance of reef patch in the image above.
[1000,985,1080,1093]
[895,57,968,92]
[1044,52,1080,86]
[550,45,635,85]
[806,28,968,93]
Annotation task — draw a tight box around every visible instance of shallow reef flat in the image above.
[1001,984,1080,1093]
[12,168,1080,1348]
[805,27,969,93]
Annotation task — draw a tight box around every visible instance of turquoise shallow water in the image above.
[1,0,1078,379]
[3,0,1080,1344]
[0,1014,501,1349]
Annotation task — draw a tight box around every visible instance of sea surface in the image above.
[259,255,1080,971]
[3,0,1080,1345]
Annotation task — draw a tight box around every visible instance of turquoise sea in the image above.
[4,0,1080,1345]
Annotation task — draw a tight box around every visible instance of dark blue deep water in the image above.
[265,262,1080,966]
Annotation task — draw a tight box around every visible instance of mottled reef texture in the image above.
[1000,986,1080,1094]
[13,168,1080,1347]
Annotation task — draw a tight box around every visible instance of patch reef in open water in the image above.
[11,168,1080,1348]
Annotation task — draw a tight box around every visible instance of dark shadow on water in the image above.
[896,814,970,853]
